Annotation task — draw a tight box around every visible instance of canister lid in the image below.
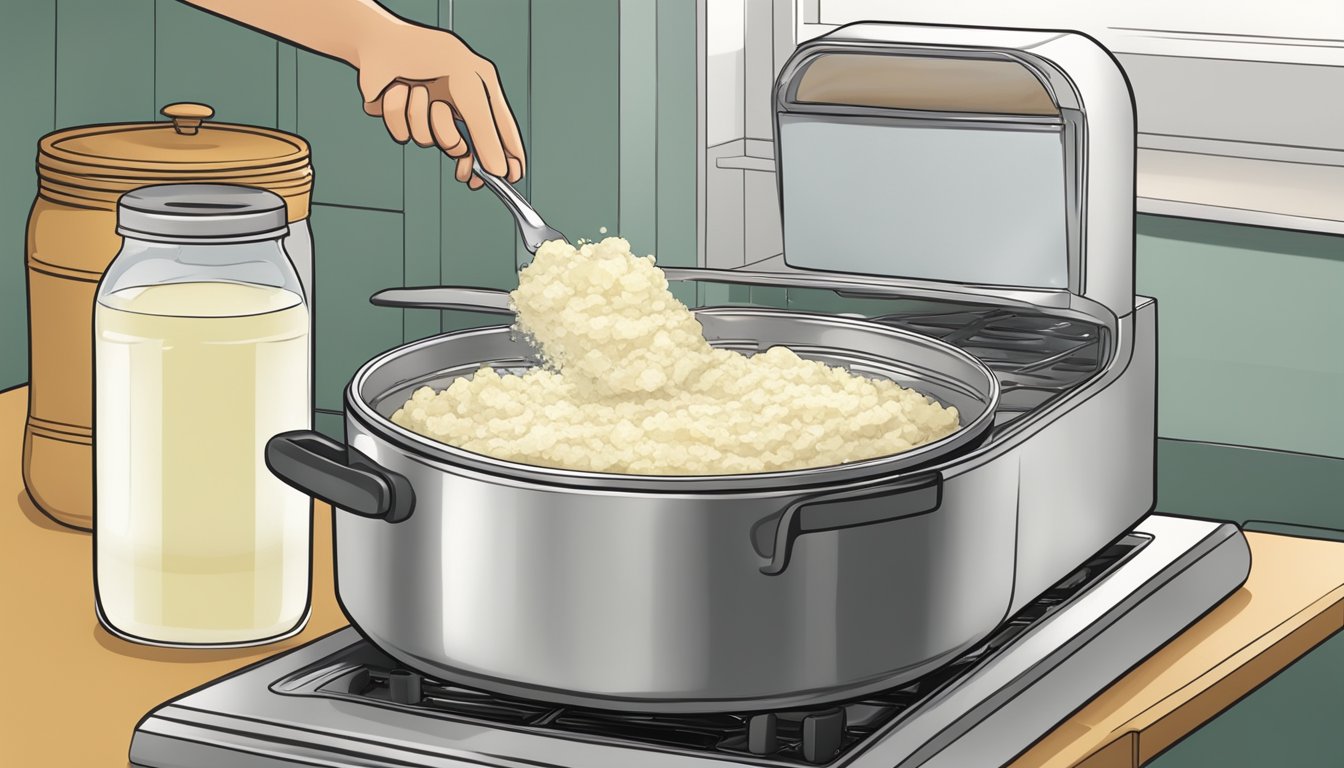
[37,103,312,216]
[117,184,289,243]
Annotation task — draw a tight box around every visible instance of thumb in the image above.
[358,68,397,115]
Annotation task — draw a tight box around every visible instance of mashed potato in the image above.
[390,237,959,474]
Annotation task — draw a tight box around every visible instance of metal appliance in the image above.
[130,22,1252,768]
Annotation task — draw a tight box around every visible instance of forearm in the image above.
[180,0,408,66]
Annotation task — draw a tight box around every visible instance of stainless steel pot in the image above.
[266,308,1002,712]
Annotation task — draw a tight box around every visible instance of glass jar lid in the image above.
[117,184,289,244]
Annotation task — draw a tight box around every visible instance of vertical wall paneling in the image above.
[153,0,277,127]
[530,1,620,244]
[55,0,156,126]
[296,52,403,210]
[276,44,298,134]
[656,0,700,305]
[441,0,536,270]
[402,140,443,340]
[310,205,405,412]
[314,411,344,440]
[438,0,532,333]
[619,0,659,257]
[388,0,444,342]
[0,2,56,389]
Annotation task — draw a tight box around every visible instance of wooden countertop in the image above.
[0,384,1340,767]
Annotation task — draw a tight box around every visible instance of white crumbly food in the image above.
[391,237,960,475]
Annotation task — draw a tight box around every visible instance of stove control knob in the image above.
[748,713,779,755]
[388,669,423,705]
[801,708,846,764]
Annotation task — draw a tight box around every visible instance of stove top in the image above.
[129,514,1248,768]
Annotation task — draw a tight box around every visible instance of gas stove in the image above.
[130,514,1248,768]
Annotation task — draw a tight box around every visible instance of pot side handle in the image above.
[754,472,942,576]
[265,431,415,523]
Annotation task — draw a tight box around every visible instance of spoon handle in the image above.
[470,157,566,255]
[370,286,515,316]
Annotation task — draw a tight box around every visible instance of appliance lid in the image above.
[772,24,1137,318]
[37,102,312,216]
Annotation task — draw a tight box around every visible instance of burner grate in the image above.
[300,539,1140,766]
[868,307,1106,420]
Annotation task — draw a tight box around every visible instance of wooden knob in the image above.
[161,103,215,135]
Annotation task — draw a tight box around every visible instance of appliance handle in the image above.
[265,431,415,523]
[753,472,942,576]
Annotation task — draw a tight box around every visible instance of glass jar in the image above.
[94,184,312,647]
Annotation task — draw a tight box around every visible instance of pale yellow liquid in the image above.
[95,281,311,646]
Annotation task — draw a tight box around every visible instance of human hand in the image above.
[356,22,525,189]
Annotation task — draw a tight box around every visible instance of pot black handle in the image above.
[265,430,415,523]
[753,472,942,576]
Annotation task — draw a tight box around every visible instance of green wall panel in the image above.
[618,0,658,256]
[1136,215,1344,459]
[153,0,277,128]
[449,0,533,270]
[297,51,403,210]
[277,44,298,134]
[382,0,439,23]
[315,410,345,440]
[1156,439,1344,532]
[655,0,698,307]
[55,0,156,126]
[311,204,404,411]
[0,2,56,389]
[403,141,443,341]
[438,0,531,333]
[530,0,619,245]
[388,0,443,342]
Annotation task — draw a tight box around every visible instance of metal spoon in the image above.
[471,156,566,254]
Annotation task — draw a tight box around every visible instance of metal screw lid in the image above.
[116,183,289,243]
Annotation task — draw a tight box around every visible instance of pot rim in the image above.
[345,307,1001,493]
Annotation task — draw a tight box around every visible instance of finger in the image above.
[429,101,469,157]
[454,154,474,184]
[452,80,508,177]
[482,74,527,180]
[467,175,484,191]
[380,82,411,144]
[505,157,522,184]
[406,85,434,148]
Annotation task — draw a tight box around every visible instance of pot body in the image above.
[266,303,1156,712]
[300,310,1008,712]
[335,412,1019,712]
